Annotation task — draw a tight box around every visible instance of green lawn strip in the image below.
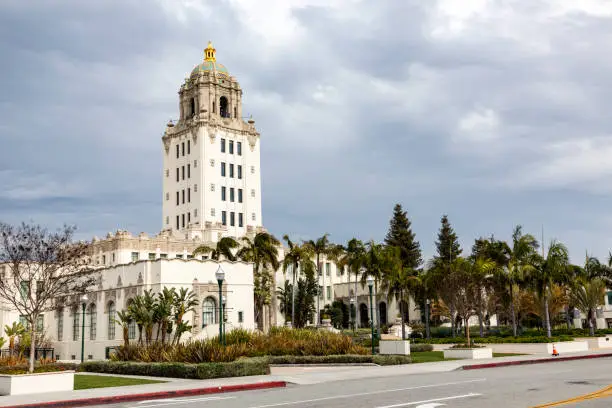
[493,352,527,357]
[74,374,166,390]
[410,351,448,363]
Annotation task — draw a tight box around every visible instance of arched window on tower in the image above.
[190,98,195,117]
[212,101,216,114]
[219,96,229,118]
[234,106,237,118]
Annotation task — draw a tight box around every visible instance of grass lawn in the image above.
[411,351,448,363]
[74,374,166,390]
[493,352,527,357]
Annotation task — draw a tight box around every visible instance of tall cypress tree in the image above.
[434,214,462,264]
[384,204,422,269]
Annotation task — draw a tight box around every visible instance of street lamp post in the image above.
[221,295,227,346]
[367,276,375,355]
[215,266,225,346]
[80,294,88,363]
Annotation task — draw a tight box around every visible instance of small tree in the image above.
[0,222,97,373]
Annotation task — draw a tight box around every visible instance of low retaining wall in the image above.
[576,336,612,350]
[432,341,589,354]
[443,348,493,360]
[379,340,410,356]
[0,371,74,396]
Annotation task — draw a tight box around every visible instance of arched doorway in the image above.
[219,96,229,118]
[202,297,216,327]
[359,303,369,327]
[379,302,387,325]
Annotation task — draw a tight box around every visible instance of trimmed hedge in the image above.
[81,358,269,380]
[413,335,574,344]
[268,355,411,365]
[81,354,412,379]
[410,344,434,352]
[0,363,79,375]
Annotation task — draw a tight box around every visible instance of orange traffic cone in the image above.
[552,344,559,357]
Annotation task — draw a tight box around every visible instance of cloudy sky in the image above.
[1,0,612,263]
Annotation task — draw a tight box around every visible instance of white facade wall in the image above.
[44,259,254,361]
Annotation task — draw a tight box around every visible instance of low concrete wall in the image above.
[379,340,410,355]
[432,341,589,354]
[443,348,493,360]
[576,336,612,349]
[0,371,74,396]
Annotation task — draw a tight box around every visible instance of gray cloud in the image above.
[2,0,612,263]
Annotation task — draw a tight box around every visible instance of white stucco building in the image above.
[162,41,262,243]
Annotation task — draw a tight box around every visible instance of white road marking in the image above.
[376,393,482,408]
[248,378,486,408]
[134,396,235,407]
[415,404,446,408]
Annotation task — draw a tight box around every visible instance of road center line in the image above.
[134,396,235,408]
[375,393,482,408]
[248,378,486,408]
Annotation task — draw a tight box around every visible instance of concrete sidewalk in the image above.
[2,350,612,408]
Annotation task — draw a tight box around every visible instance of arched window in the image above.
[212,101,216,114]
[126,298,136,340]
[89,303,97,340]
[107,301,116,340]
[202,297,216,327]
[72,307,79,341]
[57,308,64,341]
[190,98,196,117]
[359,303,369,328]
[234,106,237,118]
[219,96,229,118]
[379,302,387,325]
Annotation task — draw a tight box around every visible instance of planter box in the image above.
[443,348,493,360]
[379,340,410,355]
[0,371,74,396]
[545,341,588,354]
[579,336,612,350]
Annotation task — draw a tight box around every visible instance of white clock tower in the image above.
[161,42,263,242]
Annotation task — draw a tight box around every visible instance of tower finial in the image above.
[204,41,216,62]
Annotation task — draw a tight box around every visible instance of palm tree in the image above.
[571,277,606,336]
[303,233,336,326]
[237,232,281,330]
[173,288,198,344]
[530,240,570,338]
[4,322,25,355]
[193,237,239,261]
[155,287,176,344]
[276,280,292,323]
[379,246,418,339]
[282,235,313,325]
[361,241,385,336]
[502,227,539,336]
[114,310,131,348]
[335,239,366,327]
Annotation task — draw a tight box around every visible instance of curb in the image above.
[2,381,287,408]
[462,352,612,370]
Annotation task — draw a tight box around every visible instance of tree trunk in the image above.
[590,310,596,337]
[28,322,35,373]
[316,254,320,327]
[544,293,552,338]
[450,304,456,337]
[465,317,470,346]
[510,284,517,337]
[400,290,406,340]
[291,262,297,325]
[269,269,277,331]
[375,280,381,337]
[354,276,358,327]
[425,297,431,339]
[478,311,484,337]
[565,306,572,330]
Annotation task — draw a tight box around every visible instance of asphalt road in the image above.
[93,358,612,408]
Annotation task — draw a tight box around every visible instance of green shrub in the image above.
[413,335,574,344]
[372,355,412,365]
[81,358,269,379]
[111,328,368,364]
[410,343,434,352]
[0,363,79,375]
[268,354,410,365]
